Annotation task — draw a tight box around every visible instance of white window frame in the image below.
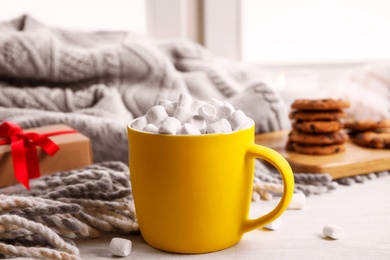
[146,0,242,61]
[203,0,242,61]
[146,0,188,39]
[147,0,241,60]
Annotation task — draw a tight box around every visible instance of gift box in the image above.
[0,123,93,189]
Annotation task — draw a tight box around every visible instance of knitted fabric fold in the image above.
[0,15,290,134]
[0,15,293,167]
[0,162,136,259]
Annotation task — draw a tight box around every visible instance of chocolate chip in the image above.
[325,133,333,139]
[356,134,364,140]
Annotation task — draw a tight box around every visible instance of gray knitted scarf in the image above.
[1,15,387,259]
[0,162,136,259]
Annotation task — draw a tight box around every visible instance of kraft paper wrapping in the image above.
[0,124,93,187]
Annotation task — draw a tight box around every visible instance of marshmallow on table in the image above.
[145,105,169,125]
[229,110,253,131]
[109,237,132,257]
[180,123,202,135]
[173,106,193,124]
[143,123,159,134]
[216,102,235,119]
[287,193,306,210]
[130,116,147,131]
[323,224,344,240]
[206,118,232,134]
[198,104,216,121]
[190,115,207,134]
[264,217,282,231]
[158,117,182,134]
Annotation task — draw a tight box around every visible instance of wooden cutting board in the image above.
[255,130,390,179]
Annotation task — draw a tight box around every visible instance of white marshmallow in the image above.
[158,117,182,134]
[287,193,306,210]
[264,217,282,231]
[165,101,178,117]
[180,123,201,135]
[190,100,205,115]
[190,115,207,134]
[142,123,159,134]
[323,224,344,240]
[198,104,216,121]
[206,118,232,134]
[173,106,193,124]
[130,116,147,131]
[216,102,235,119]
[109,237,132,257]
[178,93,193,108]
[209,98,224,109]
[145,105,169,125]
[229,110,253,131]
[156,99,171,107]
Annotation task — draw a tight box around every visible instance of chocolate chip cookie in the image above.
[286,141,346,155]
[289,110,347,121]
[291,99,350,111]
[352,131,390,149]
[344,119,390,132]
[292,120,343,133]
[288,129,349,145]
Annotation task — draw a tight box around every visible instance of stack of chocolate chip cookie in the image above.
[344,119,390,149]
[286,99,350,155]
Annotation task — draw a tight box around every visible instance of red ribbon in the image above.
[0,121,77,190]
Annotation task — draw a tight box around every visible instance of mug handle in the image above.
[242,143,294,233]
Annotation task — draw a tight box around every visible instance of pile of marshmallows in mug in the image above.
[130,93,253,135]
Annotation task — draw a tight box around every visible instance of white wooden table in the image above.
[78,176,390,259]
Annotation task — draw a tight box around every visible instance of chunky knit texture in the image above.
[0,16,290,163]
[0,162,136,259]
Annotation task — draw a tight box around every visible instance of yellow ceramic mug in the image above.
[128,122,294,254]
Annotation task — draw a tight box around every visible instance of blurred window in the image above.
[242,0,390,64]
[203,0,390,65]
[0,0,147,33]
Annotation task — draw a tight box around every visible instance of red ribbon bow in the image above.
[0,121,77,189]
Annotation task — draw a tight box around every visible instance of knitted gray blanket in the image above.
[0,15,290,163]
[1,15,382,259]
